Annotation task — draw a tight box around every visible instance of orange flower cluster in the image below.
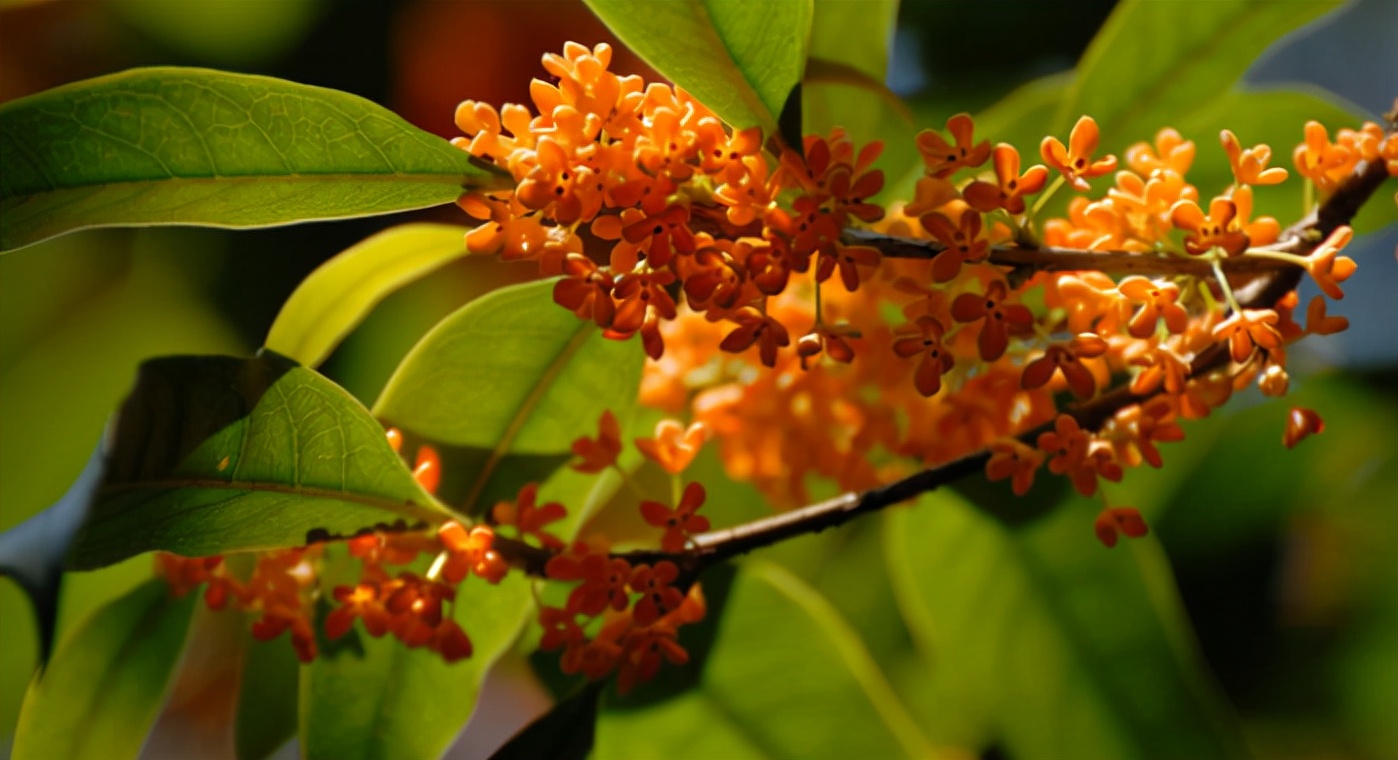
[157,548,322,662]
[453,45,1395,520]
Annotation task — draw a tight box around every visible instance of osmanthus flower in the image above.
[1125,128,1195,177]
[411,444,441,495]
[616,623,691,695]
[1048,271,1131,335]
[712,154,773,226]
[1110,397,1185,469]
[553,254,616,328]
[439,521,509,583]
[1104,169,1197,247]
[1229,185,1280,246]
[325,582,390,640]
[628,561,685,625]
[571,410,622,473]
[1305,295,1349,336]
[920,206,990,283]
[915,113,991,178]
[1303,225,1357,300]
[1212,308,1282,363]
[1219,129,1288,186]
[1129,345,1192,396]
[1093,507,1149,548]
[547,543,633,616]
[1117,276,1188,338]
[1169,196,1250,256]
[902,175,959,216]
[963,143,1049,214]
[950,279,1035,362]
[891,315,956,397]
[1041,115,1118,191]
[796,323,858,369]
[514,137,603,225]
[1294,120,1358,192]
[719,306,791,367]
[641,481,710,552]
[1021,333,1110,400]
[1283,407,1324,448]
[635,418,708,474]
[612,269,679,334]
[1037,414,1123,497]
[818,242,882,292]
[490,484,567,551]
[986,438,1045,496]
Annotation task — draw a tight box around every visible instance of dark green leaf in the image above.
[372,279,644,516]
[809,0,898,81]
[595,560,935,759]
[886,491,1249,759]
[0,444,102,665]
[235,633,300,760]
[491,682,603,760]
[0,68,510,252]
[299,570,533,760]
[68,351,446,570]
[1056,0,1342,146]
[264,223,472,368]
[12,578,197,760]
[583,0,813,137]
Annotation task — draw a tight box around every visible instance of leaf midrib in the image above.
[98,477,445,526]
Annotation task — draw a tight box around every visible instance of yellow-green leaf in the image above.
[264,223,472,368]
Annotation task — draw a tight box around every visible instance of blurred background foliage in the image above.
[0,1,1394,758]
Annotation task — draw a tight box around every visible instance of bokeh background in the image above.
[1,1,1394,758]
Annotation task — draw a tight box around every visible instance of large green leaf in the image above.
[264,223,472,368]
[1057,0,1342,146]
[68,351,446,570]
[299,569,533,760]
[0,68,509,252]
[886,491,1248,760]
[583,0,813,136]
[12,578,197,760]
[372,279,644,516]
[595,560,937,759]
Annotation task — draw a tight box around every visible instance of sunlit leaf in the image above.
[264,223,472,368]
[68,351,446,570]
[886,491,1249,759]
[12,578,196,760]
[0,68,509,252]
[583,0,813,137]
[299,569,533,760]
[1057,0,1342,146]
[595,560,938,759]
[372,280,643,516]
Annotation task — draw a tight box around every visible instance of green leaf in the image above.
[68,351,445,570]
[264,223,472,368]
[12,578,197,760]
[235,633,300,760]
[1056,0,1342,146]
[299,569,533,760]
[886,491,1248,760]
[372,279,644,516]
[0,444,103,664]
[809,0,897,81]
[595,560,936,759]
[583,0,813,137]
[0,67,509,252]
